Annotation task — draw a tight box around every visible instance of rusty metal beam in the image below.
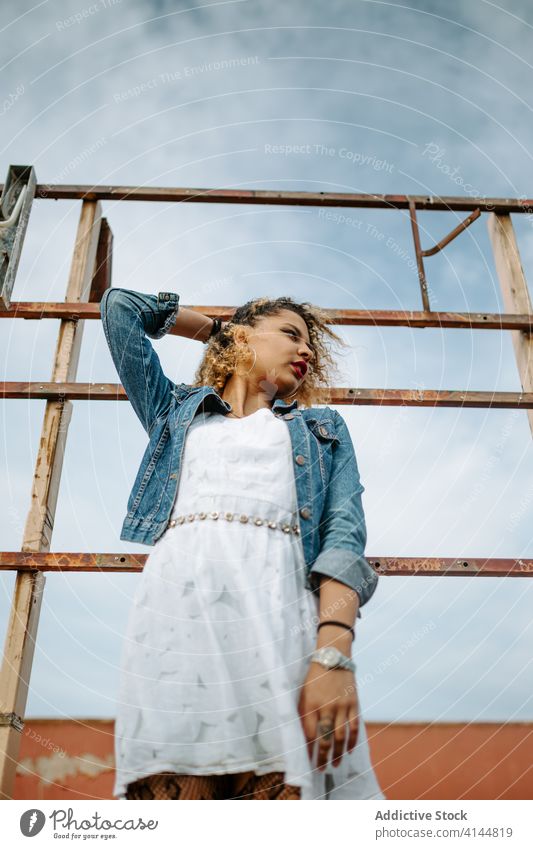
[339,388,533,408]
[2,302,533,331]
[368,557,533,576]
[3,185,530,213]
[2,382,533,408]
[0,551,531,577]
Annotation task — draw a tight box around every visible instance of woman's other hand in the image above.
[297,662,360,771]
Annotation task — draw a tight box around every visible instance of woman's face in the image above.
[241,308,315,399]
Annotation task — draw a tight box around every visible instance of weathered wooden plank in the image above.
[488,213,533,436]
[0,200,102,800]
[89,217,113,302]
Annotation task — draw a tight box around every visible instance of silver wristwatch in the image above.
[310,647,356,673]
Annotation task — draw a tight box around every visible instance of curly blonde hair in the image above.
[192,295,349,408]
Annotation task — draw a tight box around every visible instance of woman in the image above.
[100,287,384,800]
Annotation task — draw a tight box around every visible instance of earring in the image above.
[244,347,257,374]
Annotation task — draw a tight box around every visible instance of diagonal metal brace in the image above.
[421,208,481,257]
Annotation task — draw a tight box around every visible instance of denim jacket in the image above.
[100,287,379,618]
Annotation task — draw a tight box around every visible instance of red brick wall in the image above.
[12,719,533,800]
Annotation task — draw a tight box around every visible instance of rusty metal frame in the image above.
[0,551,531,577]
[1,177,533,800]
[5,183,531,211]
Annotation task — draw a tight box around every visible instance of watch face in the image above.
[323,647,340,667]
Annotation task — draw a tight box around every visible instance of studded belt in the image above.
[167,510,301,535]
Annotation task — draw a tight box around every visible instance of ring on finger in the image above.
[317,719,334,743]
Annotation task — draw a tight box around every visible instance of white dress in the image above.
[113,407,385,800]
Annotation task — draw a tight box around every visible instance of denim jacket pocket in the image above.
[306,417,339,488]
[307,418,340,445]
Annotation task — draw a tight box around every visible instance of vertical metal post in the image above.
[408,200,431,311]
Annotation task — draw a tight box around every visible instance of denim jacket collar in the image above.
[172,384,299,418]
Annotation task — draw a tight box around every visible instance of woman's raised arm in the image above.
[99,287,216,435]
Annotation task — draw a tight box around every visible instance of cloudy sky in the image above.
[1,0,532,730]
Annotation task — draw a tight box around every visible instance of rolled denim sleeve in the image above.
[309,410,379,616]
[100,287,180,436]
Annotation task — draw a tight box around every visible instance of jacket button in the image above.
[284,413,294,420]
[319,425,329,437]
[295,454,306,465]
[300,507,311,519]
